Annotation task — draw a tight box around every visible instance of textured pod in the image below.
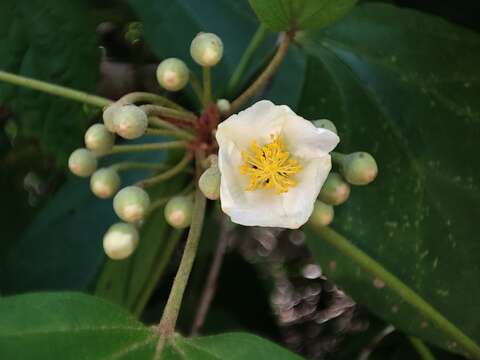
[84,123,115,155]
[103,222,139,260]
[156,58,190,91]
[90,168,121,199]
[113,105,148,140]
[190,32,223,67]
[199,165,221,200]
[341,152,378,186]
[313,119,337,134]
[319,172,350,205]
[309,201,334,227]
[68,148,97,177]
[164,195,194,229]
[113,186,150,223]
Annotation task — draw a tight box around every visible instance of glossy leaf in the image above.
[298,3,480,356]
[0,0,99,163]
[0,292,302,359]
[248,0,357,31]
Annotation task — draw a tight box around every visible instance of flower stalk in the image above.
[104,141,187,155]
[136,152,193,188]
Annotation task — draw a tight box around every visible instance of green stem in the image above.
[312,226,480,359]
[227,33,291,116]
[141,104,197,123]
[202,67,212,106]
[331,151,346,165]
[105,141,186,155]
[110,162,169,172]
[117,91,191,114]
[136,152,193,188]
[145,128,194,140]
[409,337,436,360]
[189,72,204,106]
[227,24,268,95]
[154,180,207,359]
[0,70,112,108]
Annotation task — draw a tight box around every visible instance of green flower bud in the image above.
[319,172,351,205]
[199,164,221,200]
[102,103,121,132]
[103,222,139,260]
[113,186,150,223]
[113,105,148,139]
[156,58,190,91]
[164,195,193,229]
[90,168,121,199]
[190,32,223,67]
[309,201,334,227]
[68,148,97,177]
[216,98,231,115]
[340,152,378,186]
[84,123,115,155]
[313,119,337,134]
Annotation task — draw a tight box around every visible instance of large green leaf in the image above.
[298,3,480,356]
[0,0,99,163]
[0,292,302,359]
[248,0,357,32]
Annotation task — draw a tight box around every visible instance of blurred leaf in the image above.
[299,3,480,355]
[248,0,357,32]
[0,292,302,359]
[0,0,99,164]
[126,0,305,108]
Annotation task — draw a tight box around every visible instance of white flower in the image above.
[215,100,339,229]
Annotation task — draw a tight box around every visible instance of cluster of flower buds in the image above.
[67,31,227,260]
[309,119,378,227]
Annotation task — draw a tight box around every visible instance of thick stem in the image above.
[202,66,212,106]
[190,214,229,336]
[136,152,193,188]
[145,128,194,140]
[117,91,191,114]
[227,33,291,116]
[141,104,197,123]
[189,72,204,106]
[313,226,480,359]
[0,70,111,108]
[409,337,436,360]
[227,24,269,95]
[110,162,169,172]
[154,177,207,359]
[104,141,186,155]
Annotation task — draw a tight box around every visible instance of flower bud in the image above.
[199,164,221,200]
[113,186,150,223]
[313,119,337,134]
[102,103,121,132]
[319,172,350,205]
[156,58,190,91]
[68,148,97,177]
[164,195,193,229]
[90,168,121,199]
[113,105,148,139]
[190,32,223,67]
[84,123,115,155]
[309,201,334,227]
[103,222,139,260]
[340,152,378,186]
[216,99,231,115]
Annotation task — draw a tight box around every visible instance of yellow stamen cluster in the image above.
[240,135,302,193]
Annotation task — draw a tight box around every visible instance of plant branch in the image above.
[110,162,169,172]
[145,128,194,140]
[227,33,291,116]
[136,152,193,188]
[312,226,480,359]
[227,23,269,95]
[0,70,112,108]
[141,104,197,123]
[202,67,212,106]
[190,214,229,336]
[117,91,191,113]
[154,172,207,359]
[358,325,395,360]
[104,141,187,155]
[189,71,204,106]
[409,337,436,360]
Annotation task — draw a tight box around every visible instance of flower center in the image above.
[240,135,302,193]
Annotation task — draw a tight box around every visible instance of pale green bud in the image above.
[90,168,121,199]
[68,148,97,177]
[199,164,221,200]
[113,105,148,140]
[341,152,378,186]
[309,201,334,227]
[164,195,193,229]
[156,58,190,91]
[313,119,337,134]
[103,222,139,260]
[102,104,121,132]
[84,123,115,155]
[319,172,350,205]
[113,186,150,223]
[190,32,223,67]
[216,99,231,115]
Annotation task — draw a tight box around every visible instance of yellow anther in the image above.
[240,135,302,193]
